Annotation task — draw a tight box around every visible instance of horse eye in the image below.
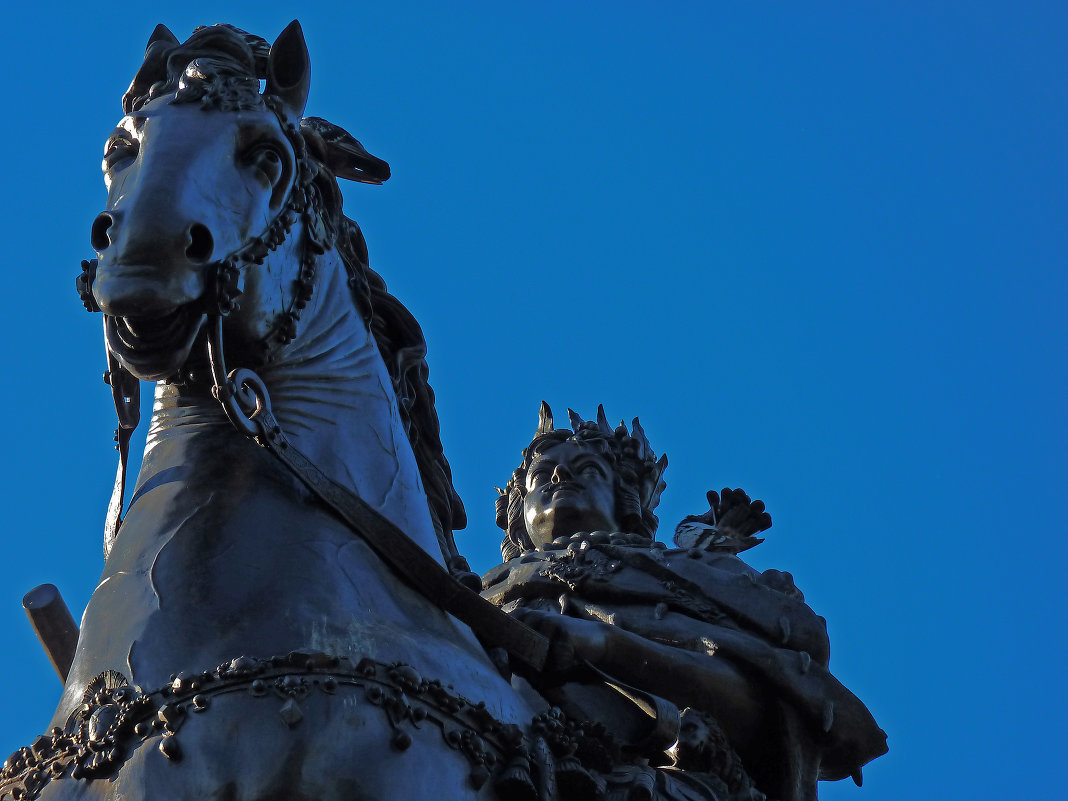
[102,136,138,171]
[246,143,286,188]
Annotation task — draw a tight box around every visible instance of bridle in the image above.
[76,94,317,547]
[76,97,550,674]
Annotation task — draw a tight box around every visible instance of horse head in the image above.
[86,22,388,382]
[81,21,465,566]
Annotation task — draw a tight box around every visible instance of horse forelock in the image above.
[332,209,468,562]
[124,25,268,114]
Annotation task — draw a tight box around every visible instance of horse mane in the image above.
[335,214,468,564]
[122,23,468,566]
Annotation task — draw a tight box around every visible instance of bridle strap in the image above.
[206,317,549,672]
[103,334,141,558]
[104,426,131,558]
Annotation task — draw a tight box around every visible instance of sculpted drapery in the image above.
[483,404,887,801]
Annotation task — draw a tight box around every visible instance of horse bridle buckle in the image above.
[207,315,272,439]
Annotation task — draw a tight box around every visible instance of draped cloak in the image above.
[482,534,887,801]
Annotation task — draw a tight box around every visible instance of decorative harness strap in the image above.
[77,261,140,557]
[103,348,140,556]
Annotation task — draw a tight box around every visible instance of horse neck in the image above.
[143,247,445,564]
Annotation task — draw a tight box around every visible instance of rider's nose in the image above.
[551,465,571,483]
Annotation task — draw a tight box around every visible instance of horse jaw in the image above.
[104,308,207,382]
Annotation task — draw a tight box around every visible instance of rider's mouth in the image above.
[549,484,584,498]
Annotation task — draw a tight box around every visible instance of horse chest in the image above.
[35,671,507,801]
[102,488,411,657]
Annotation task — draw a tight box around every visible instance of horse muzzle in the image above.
[90,210,216,316]
[88,209,219,379]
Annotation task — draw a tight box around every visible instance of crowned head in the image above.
[496,403,667,559]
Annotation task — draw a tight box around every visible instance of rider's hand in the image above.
[512,606,609,677]
[707,488,772,538]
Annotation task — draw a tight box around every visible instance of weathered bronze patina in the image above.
[483,404,888,801]
[5,21,548,801]
[4,21,885,801]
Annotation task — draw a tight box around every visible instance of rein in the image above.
[205,317,549,672]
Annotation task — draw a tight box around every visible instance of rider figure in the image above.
[482,403,887,801]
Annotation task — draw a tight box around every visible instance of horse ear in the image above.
[124,24,179,113]
[146,24,178,52]
[267,20,311,120]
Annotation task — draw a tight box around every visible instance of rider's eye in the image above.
[528,466,551,487]
[246,143,286,188]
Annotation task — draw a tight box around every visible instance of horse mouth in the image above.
[105,305,206,380]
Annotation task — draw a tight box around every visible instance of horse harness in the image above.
[71,90,678,787]
[0,650,642,801]
[75,92,550,675]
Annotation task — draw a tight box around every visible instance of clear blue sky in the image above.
[0,3,1064,799]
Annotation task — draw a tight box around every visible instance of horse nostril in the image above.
[91,214,114,251]
[186,223,214,263]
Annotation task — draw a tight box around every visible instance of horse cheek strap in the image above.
[103,341,141,558]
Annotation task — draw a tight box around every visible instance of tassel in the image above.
[556,755,605,800]
[494,754,538,801]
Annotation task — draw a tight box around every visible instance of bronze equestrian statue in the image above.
[1,22,885,801]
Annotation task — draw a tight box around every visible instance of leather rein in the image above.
[203,317,548,673]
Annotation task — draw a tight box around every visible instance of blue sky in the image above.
[0,3,1064,799]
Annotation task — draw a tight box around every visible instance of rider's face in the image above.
[522,441,618,548]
